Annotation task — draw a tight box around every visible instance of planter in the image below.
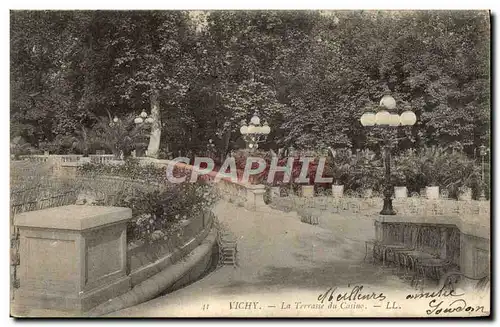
[332,184,344,198]
[271,186,281,198]
[425,186,440,200]
[301,185,314,198]
[361,188,373,198]
[458,187,473,201]
[394,186,408,199]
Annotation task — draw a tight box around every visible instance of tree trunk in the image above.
[147,89,161,158]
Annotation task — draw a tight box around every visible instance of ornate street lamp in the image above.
[133,110,154,157]
[207,138,216,158]
[109,116,120,127]
[134,110,154,125]
[478,145,489,201]
[360,94,417,215]
[239,111,271,151]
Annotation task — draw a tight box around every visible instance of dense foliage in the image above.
[11,10,490,158]
[247,147,484,199]
[78,159,169,182]
[119,183,218,243]
[77,160,219,243]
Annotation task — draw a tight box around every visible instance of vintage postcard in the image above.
[9,9,490,318]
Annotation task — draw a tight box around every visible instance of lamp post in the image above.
[207,138,216,158]
[134,110,154,157]
[239,111,271,152]
[106,111,155,159]
[478,145,489,201]
[360,94,417,215]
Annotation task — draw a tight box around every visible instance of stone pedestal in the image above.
[13,205,132,315]
[244,184,266,210]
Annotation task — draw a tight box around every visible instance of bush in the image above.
[393,149,421,193]
[323,148,355,187]
[78,159,169,184]
[116,182,218,243]
[77,159,219,243]
[10,136,34,159]
[350,149,383,192]
[393,147,482,199]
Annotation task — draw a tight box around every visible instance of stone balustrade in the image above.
[89,154,115,164]
[134,157,268,211]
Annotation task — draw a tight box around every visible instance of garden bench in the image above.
[411,256,458,291]
[438,271,490,293]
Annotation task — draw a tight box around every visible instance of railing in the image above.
[60,155,82,163]
[10,190,78,216]
[14,155,264,211]
[270,194,490,219]
[90,154,115,164]
[134,157,252,200]
[18,154,115,164]
[18,155,49,163]
[10,181,78,299]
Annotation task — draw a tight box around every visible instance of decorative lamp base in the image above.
[380,198,396,215]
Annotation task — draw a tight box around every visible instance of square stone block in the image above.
[13,205,132,315]
[302,185,314,198]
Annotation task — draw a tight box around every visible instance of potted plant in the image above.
[264,157,291,198]
[301,184,315,198]
[326,148,353,198]
[354,149,380,198]
[10,136,32,160]
[267,175,283,199]
[93,113,150,162]
[419,146,449,200]
[270,185,281,198]
[393,170,408,199]
[72,127,94,163]
[445,152,481,201]
[392,149,419,199]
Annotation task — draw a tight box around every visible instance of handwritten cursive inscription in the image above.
[318,285,386,304]
[426,299,485,315]
[405,285,464,300]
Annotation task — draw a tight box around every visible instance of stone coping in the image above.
[60,162,80,167]
[50,155,260,189]
[14,205,132,230]
[375,214,490,240]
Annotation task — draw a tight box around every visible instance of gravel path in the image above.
[109,201,413,317]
